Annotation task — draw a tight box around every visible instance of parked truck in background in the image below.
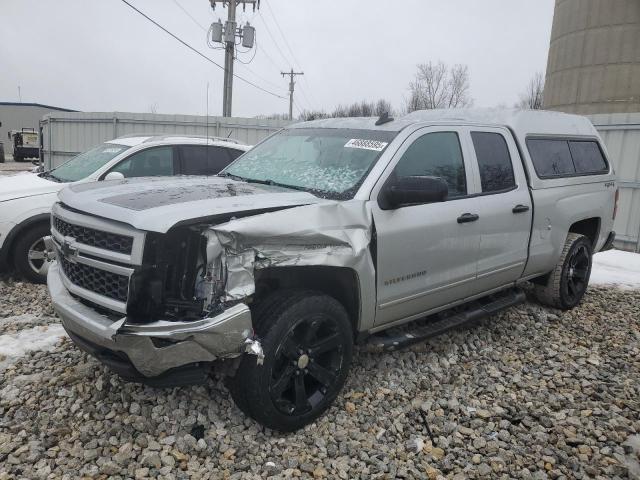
[47,109,617,431]
[8,128,40,162]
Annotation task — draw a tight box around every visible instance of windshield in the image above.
[49,143,130,182]
[222,128,397,199]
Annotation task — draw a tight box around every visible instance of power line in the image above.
[263,1,303,70]
[261,2,320,110]
[255,11,314,111]
[171,0,207,31]
[255,11,291,69]
[119,0,286,100]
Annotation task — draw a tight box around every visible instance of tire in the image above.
[229,290,353,432]
[13,223,54,284]
[534,233,593,310]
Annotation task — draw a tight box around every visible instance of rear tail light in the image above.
[613,188,619,220]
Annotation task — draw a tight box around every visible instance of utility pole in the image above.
[281,69,304,121]
[208,1,259,117]
[222,0,236,117]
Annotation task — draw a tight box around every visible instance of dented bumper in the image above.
[48,262,256,378]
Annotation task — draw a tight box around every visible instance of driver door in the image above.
[371,127,481,326]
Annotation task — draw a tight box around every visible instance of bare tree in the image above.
[298,99,396,121]
[375,99,394,116]
[406,61,473,112]
[298,110,329,121]
[516,72,545,110]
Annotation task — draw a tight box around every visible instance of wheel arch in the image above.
[253,266,362,335]
[0,213,51,266]
[568,217,600,250]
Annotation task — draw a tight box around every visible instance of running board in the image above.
[370,289,526,351]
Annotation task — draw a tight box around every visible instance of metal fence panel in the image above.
[589,113,640,252]
[40,111,291,169]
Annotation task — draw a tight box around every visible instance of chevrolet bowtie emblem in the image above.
[61,238,78,262]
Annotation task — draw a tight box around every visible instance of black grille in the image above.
[53,216,133,255]
[60,256,129,303]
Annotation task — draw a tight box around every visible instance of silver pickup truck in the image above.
[47,109,617,431]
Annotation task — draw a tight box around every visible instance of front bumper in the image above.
[47,262,256,378]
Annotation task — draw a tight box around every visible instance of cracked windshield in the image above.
[223,128,397,198]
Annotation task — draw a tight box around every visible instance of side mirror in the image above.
[379,176,448,210]
[104,171,125,181]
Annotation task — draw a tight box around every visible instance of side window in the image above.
[394,132,467,198]
[568,141,608,174]
[471,132,516,193]
[180,145,232,175]
[110,146,174,178]
[226,147,244,161]
[526,139,575,178]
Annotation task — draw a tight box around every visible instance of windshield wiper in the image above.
[220,172,321,196]
[243,178,318,194]
[40,171,63,183]
[218,172,247,182]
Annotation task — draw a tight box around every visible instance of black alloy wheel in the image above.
[229,290,353,432]
[563,243,591,305]
[269,313,346,416]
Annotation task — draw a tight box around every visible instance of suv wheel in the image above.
[229,290,353,432]
[13,223,55,284]
[535,233,593,310]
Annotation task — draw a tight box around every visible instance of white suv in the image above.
[0,135,250,283]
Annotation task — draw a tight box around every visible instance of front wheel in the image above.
[229,290,353,432]
[13,223,56,284]
[534,233,593,310]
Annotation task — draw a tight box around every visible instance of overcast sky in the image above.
[0,0,555,118]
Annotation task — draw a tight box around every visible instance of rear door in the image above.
[107,146,176,178]
[179,145,236,175]
[464,127,533,290]
[371,126,482,326]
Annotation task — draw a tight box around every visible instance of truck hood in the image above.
[57,176,328,233]
[0,172,65,203]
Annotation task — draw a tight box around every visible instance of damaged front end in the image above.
[48,199,373,383]
[48,261,262,380]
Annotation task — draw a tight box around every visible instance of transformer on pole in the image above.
[208,1,259,117]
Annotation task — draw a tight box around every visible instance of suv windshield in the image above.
[48,143,130,182]
[222,128,397,199]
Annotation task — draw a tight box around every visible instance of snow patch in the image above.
[0,324,67,371]
[591,250,640,289]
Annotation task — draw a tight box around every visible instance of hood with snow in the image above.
[57,176,328,233]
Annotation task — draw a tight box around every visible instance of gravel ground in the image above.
[0,280,639,479]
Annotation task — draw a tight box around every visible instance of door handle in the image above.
[512,204,530,214]
[457,213,479,223]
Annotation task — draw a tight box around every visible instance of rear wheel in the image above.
[229,290,353,432]
[13,223,55,284]
[534,233,593,310]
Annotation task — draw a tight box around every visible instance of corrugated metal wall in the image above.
[589,113,640,252]
[0,104,73,157]
[40,111,291,169]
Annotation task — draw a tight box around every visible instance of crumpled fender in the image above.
[207,200,376,328]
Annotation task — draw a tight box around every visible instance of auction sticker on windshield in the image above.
[344,139,388,151]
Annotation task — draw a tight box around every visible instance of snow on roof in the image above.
[106,135,251,149]
[290,108,599,139]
